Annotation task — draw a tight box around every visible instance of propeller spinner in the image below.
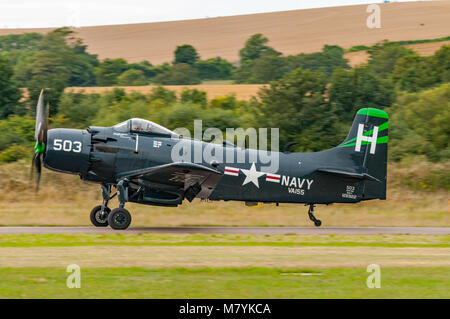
[31,89,48,191]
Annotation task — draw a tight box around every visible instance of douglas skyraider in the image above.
[32,90,388,229]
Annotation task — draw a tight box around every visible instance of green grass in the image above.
[1,234,448,248]
[1,234,448,298]
[0,267,448,299]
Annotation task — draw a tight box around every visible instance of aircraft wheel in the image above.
[108,208,132,230]
[90,205,110,227]
[314,220,322,227]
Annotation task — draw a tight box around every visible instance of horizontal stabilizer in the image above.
[316,168,380,183]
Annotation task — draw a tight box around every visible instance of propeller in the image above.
[31,89,48,191]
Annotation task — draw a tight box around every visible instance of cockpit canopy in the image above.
[113,118,178,137]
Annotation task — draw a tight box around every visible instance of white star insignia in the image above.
[241,163,265,188]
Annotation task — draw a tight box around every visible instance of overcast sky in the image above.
[0,0,414,28]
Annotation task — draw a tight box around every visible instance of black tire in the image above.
[108,208,132,230]
[314,220,322,227]
[90,205,111,227]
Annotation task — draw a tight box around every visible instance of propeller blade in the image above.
[32,89,48,192]
[34,89,48,144]
[34,153,41,192]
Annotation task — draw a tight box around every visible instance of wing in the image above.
[116,162,223,199]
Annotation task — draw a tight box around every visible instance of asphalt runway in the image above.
[0,226,449,235]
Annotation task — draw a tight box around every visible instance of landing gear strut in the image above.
[307,204,322,227]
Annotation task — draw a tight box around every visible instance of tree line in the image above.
[0,29,353,109]
[0,28,448,172]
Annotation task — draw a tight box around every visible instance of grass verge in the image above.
[0,267,448,299]
[0,233,449,248]
[1,160,449,227]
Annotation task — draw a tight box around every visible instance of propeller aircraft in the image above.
[32,90,388,230]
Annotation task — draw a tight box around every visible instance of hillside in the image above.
[0,2,449,64]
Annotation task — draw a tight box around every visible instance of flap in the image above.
[116,162,224,198]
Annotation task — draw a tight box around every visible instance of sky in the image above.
[0,0,413,28]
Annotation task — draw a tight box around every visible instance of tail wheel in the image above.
[90,205,111,227]
[108,208,132,230]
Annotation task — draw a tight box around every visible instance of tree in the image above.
[329,67,396,123]
[194,57,235,80]
[0,56,21,118]
[234,52,285,84]
[390,45,450,92]
[388,83,450,161]
[128,61,156,79]
[368,44,415,78]
[180,89,207,107]
[239,34,279,64]
[95,58,129,86]
[153,63,201,85]
[234,45,349,84]
[391,54,437,92]
[285,45,349,77]
[174,44,199,66]
[117,69,148,86]
[25,29,75,113]
[0,33,43,51]
[67,40,99,86]
[161,102,241,134]
[253,68,337,151]
[68,55,97,87]
[7,28,100,112]
[57,93,102,128]
[0,115,35,153]
[432,45,450,83]
[147,86,177,104]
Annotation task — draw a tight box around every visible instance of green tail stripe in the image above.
[338,136,388,148]
[376,136,388,144]
[357,108,389,119]
[340,121,388,146]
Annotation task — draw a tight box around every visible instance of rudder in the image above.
[336,108,388,200]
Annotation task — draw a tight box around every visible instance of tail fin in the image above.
[334,108,388,200]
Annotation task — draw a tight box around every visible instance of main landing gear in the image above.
[307,204,322,227]
[89,205,111,227]
[108,206,132,230]
[89,183,132,230]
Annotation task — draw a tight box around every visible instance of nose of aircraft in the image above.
[44,128,91,176]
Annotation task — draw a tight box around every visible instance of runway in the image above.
[0,226,449,235]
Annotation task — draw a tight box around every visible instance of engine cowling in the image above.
[44,128,91,176]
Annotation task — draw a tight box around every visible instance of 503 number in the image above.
[53,139,82,153]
